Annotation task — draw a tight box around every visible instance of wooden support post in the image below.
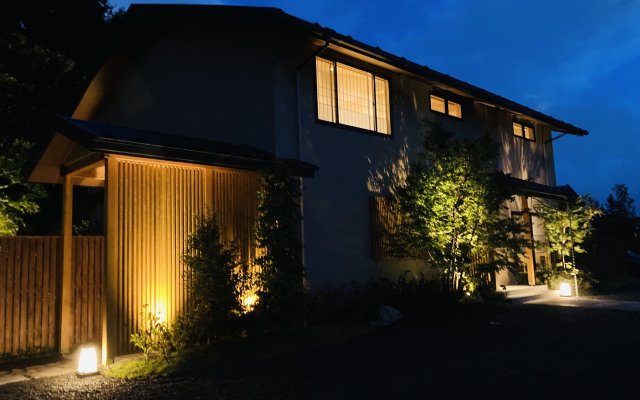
[59,174,73,354]
[519,195,537,286]
[102,156,118,365]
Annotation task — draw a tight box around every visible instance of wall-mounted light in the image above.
[77,346,99,376]
[559,282,572,297]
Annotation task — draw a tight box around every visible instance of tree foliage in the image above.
[181,213,249,343]
[0,1,123,234]
[0,138,45,235]
[255,161,305,328]
[395,123,526,295]
[536,197,602,271]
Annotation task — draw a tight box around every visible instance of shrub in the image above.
[130,305,174,359]
[306,273,449,324]
[181,212,250,344]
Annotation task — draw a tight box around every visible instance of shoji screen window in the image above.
[315,57,391,135]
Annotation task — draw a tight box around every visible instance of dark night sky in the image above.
[113,0,640,204]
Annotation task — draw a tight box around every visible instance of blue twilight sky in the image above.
[112,0,640,204]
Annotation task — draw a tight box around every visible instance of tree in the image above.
[606,184,635,218]
[181,213,248,343]
[254,161,305,328]
[0,138,45,235]
[536,197,601,295]
[394,123,526,296]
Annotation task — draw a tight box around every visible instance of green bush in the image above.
[130,305,174,359]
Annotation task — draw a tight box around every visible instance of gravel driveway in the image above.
[2,304,640,399]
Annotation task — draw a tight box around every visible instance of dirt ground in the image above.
[2,303,640,399]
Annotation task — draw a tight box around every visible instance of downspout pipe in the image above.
[294,31,332,280]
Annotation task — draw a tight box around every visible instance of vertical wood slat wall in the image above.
[370,197,401,260]
[108,156,260,355]
[211,169,261,273]
[111,158,206,354]
[0,236,103,355]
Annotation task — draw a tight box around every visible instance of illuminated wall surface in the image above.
[107,156,259,354]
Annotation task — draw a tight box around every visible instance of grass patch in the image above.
[106,356,174,379]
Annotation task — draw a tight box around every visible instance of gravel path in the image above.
[2,304,640,399]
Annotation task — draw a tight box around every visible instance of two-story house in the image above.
[28,4,587,361]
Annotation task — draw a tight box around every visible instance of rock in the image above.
[373,304,404,326]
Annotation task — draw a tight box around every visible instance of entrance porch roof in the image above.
[28,116,319,186]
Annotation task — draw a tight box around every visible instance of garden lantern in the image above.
[559,282,572,297]
[77,346,99,376]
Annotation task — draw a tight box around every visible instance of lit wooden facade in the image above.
[103,155,260,359]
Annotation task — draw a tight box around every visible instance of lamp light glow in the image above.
[559,282,572,297]
[77,346,99,376]
[242,294,258,311]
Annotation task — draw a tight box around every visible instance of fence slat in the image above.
[0,239,7,353]
[48,237,58,349]
[5,238,15,354]
[18,239,27,352]
[34,238,43,349]
[41,238,50,350]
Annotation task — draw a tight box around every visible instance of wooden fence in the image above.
[0,236,103,355]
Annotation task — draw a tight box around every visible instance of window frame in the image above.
[512,120,536,142]
[314,57,393,137]
[429,93,463,120]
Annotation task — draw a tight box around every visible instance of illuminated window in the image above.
[429,94,462,119]
[316,57,391,135]
[430,95,446,114]
[513,121,535,141]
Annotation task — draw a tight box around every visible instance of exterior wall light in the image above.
[77,346,99,376]
[559,282,572,297]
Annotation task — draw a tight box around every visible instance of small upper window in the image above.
[429,94,462,119]
[513,121,535,141]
